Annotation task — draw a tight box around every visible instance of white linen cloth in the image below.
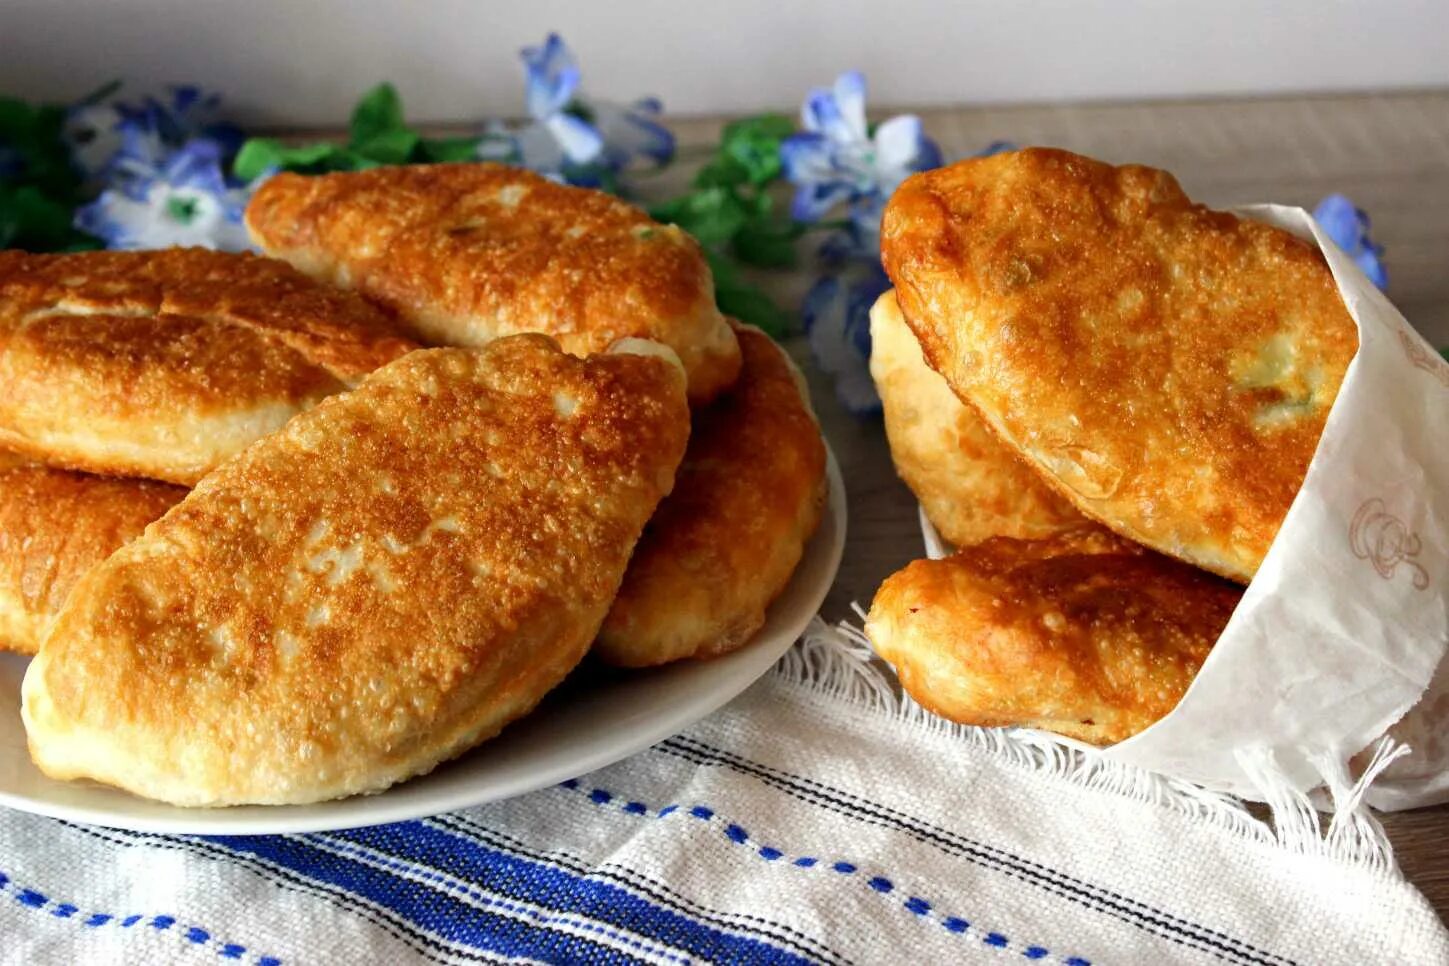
[2,625,1444,965]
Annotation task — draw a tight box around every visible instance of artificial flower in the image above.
[780,70,941,231]
[1314,193,1387,289]
[801,224,892,415]
[0,145,21,181]
[592,96,674,170]
[490,33,673,186]
[64,85,242,185]
[74,138,252,251]
[802,264,888,416]
[126,85,241,155]
[61,102,126,180]
[511,33,603,172]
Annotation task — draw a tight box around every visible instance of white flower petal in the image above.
[872,115,925,186]
[832,71,869,143]
[514,122,566,172]
[545,113,604,165]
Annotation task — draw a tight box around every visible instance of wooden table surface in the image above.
[668,90,1449,920]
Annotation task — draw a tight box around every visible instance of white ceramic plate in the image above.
[0,453,845,834]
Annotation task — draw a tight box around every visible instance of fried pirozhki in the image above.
[866,527,1242,745]
[869,289,1083,546]
[247,164,741,404]
[883,148,1357,582]
[0,461,184,655]
[597,324,827,666]
[0,248,415,485]
[23,335,690,806]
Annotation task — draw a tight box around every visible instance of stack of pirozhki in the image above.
[866,147,1357,745]
[2,163,827,807]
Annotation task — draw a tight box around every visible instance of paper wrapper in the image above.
[920,204,1449,811]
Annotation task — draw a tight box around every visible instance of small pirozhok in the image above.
[247,163,743,405]
[0,248,415,485]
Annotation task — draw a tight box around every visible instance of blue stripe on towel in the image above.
[427,813,845,966]
[72,817,822,965]
[206,824,807,966]
[329,821,811,966]
[207,832,645,965]
[66,821,499,964]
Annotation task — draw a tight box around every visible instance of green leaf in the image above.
[349,83,407,147]
[731,219,802,268]
[705,252,790,338]
[713,113,793,188]
[0,97,82,200]
[419,135,482,163]
[714,279,791,337]
[353,127,419,165]
[692,155,748,189]
[1441,347,1449,363]
[232,138,343,180]
[0,184,98,251]
[650,187,750,247]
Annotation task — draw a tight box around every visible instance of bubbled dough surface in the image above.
[866,527,1242,745]
[22,336,690,806]
[0,248,415,484]
[247,163,741,405]
[869,289,1084,547]
[883,148,1358,582]
[597,323,827,666]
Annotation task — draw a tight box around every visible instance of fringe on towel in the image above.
[774,613,1402,875]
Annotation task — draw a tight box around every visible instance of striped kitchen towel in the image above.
[2,622,1445,965]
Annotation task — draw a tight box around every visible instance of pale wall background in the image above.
[2,1,1445,124]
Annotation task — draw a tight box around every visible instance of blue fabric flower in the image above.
[802,266,889,417]
[75,138,253,251]
[126,86,242,154]
[512,33,604,172]
[1314,193,1387,289]
[592,97,675,170]
[780,71,941,232]
[491,33,674,186]
[0,142,24,181]
[64,86,242,184]
[801,224,892,415]
[62,102,128,180]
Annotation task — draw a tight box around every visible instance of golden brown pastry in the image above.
[0,461,185,654]
[869,289,1084,546]
[882,148,1357,582]
[22,335,690,806]
[246,163,741,405]
[865,527,1242,745]
[0,248,416,485]
[597,323,827,666]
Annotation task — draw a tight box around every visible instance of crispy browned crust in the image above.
[596,324,827,666]
[245,164,742,404]
[882,148,1358,583]
[22,336,690,806]
[0,248,417,484]
[865,528,1242,745]
[869,290,1084,545]
[0,462,184,654]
